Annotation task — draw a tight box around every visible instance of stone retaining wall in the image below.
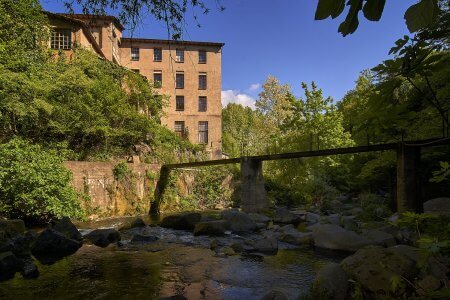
[64,160,160,217]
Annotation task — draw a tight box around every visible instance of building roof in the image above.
[121,37,225,48]
[58,13,125,31]
[45,12,106,58]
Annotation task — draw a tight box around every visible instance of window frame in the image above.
[176,48,184,63]
[153,71,162,88]
[176,72,184,89]
[130,47,140,61]
[176,96,185,111]
[174,121,185,138]
[198,96,207,112]
[198,121,209,144]
[198,50,207,64]
[154,48,162,62]
[198,73,207,90]
[51,29,72,50]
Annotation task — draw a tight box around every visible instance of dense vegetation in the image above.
[0,0,200,220]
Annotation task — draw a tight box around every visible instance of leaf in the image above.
[404,0,439,33]
[338,0,363,36]
[315,0,345,20]
[363,0,386,21]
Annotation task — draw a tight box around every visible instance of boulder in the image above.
[313,263,348,300]
[221,211,257,233]
[251,237,278,255]
[10,231,37,258]
[325,214,341,226]
[193,220,228,236]
[52,217,82,241]
[306,212,320,225]
[160,212,201,230]
[341,247,416,295]
[0,251,22,281]
[85,229,121,248]
[130,234,159,244]
[248,213,271,224]
[273,207,300,224]
[0,219,25,238]
[277,224,312,245]
[312,224,372,252]
[362,229,396,247]
[423,197,450,214]
[260,290,288,300]
[341,216,358,231]
[31,229,82,265]
[118,217,147,231]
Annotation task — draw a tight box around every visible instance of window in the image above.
[153,71,162,88]
[199,73,207,90]
[174,121,185,138]
[154,48,162,61]
[198,121,208,144]
[131,47,139,61]
[198,50,207,64]
[51,29,72,50]
[198,96,207,112]
[176,96,185,111]
[176,72,184,89]
[131,69,140,73]
[176,49,184,63]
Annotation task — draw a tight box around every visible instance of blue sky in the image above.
[41,0,415,108]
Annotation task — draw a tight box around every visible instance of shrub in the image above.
[0,139,84,222]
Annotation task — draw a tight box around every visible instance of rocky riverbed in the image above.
[1,198,449,299]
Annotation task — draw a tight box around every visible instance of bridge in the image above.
[149,138,450,215]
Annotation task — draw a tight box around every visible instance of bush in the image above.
[0,139,84,222]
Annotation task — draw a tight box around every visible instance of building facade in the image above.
[46,12,224,158]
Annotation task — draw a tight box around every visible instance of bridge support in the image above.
[150,165,170,215]
[240,158,269,213]
[396,144,421,213]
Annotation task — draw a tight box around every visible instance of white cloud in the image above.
[221,90,256,109]
[248,83,261,92]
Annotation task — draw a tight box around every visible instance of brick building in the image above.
[46,12,224,158]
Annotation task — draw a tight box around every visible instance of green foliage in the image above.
[430,161,450,183]
[113,161,130,181]
[0,138,84,222]
[315,0,441,36]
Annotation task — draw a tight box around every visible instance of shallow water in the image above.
[0,218,341,300]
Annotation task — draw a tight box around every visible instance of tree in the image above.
[64,0,224,39]
[315,0,443,36]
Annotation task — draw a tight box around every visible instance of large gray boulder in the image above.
[313,263,348,300]
[52,217,82,241]
[118,217,147,231]
[193,220,229,236]
[160,212,201,230]
[251,237,278,255]
[423,197,450,214]
[0,251,23,281]
[277,225,312,245]
[312,224,372,252]
[341,247,416,295]
[362,229,396,247]
[85,228,121,248]
[221,211,257,233]
[31,229,82,265]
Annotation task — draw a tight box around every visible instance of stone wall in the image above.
[64,160,160,218]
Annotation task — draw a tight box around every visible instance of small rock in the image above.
[313,263,348,300]
[85,229,121,248]
[160,212,201,230]
[230,242,244,253]
[222,247,236,256]
[248,213,271,224]
[260,290,288,300]
[326,214,341,226]
[31,229,82,265]
[0,251,22,281]
[20,259,39,279]
[306,212,320,225]
[130,234,159,244]
[193,220,228,236]
[423,197,450,214]
[52,217,82,241]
